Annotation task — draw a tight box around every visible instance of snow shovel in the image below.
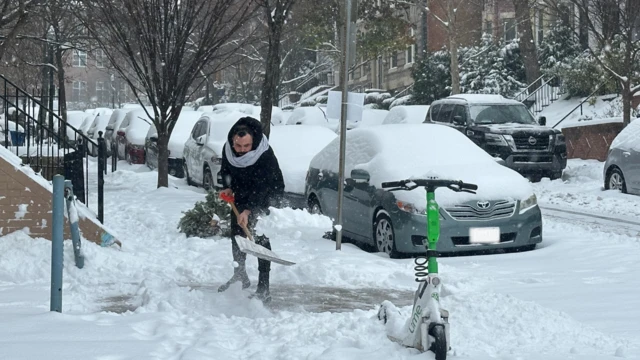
[220,193,295,266]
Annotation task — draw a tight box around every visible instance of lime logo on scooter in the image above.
[431,292,439,302]
[408,305,423,333]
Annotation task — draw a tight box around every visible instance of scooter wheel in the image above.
[429,324,447,360]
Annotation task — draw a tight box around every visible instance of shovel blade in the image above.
[234,236,295,266]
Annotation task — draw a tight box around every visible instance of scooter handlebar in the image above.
[381,179,478,193]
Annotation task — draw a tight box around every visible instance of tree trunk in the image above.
[622,81,632,127]
[55,48,67,122]
[156,123,170,188]
[447,1,460,95]
[449,31,460,95]
[260,22,284,138]
[513,0,541,89]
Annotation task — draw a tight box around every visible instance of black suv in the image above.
[425,94,567,179]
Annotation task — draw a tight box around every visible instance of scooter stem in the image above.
[426,191,440,274]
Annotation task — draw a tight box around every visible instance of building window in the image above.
[95,49,106,68]
[348,69,354,81]
[406,28,415,64]
[389,52,398,69]
[96,81,105,104]
[72,81,86,102]
[72,50,87,67]
[503,18,517,42]
[484,20,493,38]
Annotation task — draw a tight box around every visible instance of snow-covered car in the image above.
[78,113,98,135]
[381,105,430,125]
[145,110,203,177]
[269,125,337,208]
[87,113,111,156]
[286,106,338,131]
[116,109,152,163]
[426,94,566,180]
[183,110,248,189]
[104,109,130,157]
[305,123,542,257]
[64,111,89,146]
[603,119,640,194]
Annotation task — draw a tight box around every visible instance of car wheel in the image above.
[308,197,322,214]
[373,211,400,258]
[549,171,562,180]
[184,160,194,186]
[203,167,213,190]
[606,167,627,193]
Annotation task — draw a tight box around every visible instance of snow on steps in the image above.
[0,144,120,247]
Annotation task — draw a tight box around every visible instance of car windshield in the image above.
[470,104,536,125]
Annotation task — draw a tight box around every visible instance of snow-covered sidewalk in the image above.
[1,160,639,359]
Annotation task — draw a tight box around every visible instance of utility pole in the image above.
[336,0,357,250]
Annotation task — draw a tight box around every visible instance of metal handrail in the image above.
[514,74,547,102]
[552,79,611,129]
[1,73,106,223]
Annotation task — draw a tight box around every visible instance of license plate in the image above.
[469,227,500,244]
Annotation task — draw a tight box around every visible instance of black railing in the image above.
[514,75,564,114]
[552,79,611,129]
[0,74,106,223]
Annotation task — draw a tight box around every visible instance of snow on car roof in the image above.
[445,94,523,105]
[310,123,533,206]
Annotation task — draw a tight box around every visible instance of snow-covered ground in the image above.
[1,159,639,359]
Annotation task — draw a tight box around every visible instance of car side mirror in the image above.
[453,115,465,126]
[106,125,113,131]
[149,136,158,142]
[350,169,370,183]
[538,116,546,126]
[196,134,205,146]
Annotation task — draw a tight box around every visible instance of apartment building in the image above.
[63,49,138,110]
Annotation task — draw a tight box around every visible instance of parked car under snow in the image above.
[604,119,640,194]
[145,110,203,178]
[305,123,542,257]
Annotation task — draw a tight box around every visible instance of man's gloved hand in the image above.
[238,209,251,228]
[219,188,234,203]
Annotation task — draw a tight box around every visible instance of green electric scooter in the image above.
[378,178,477,360]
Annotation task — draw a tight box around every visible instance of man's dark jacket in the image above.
[220,117,285,214]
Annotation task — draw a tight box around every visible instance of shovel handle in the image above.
[228,201,254,242]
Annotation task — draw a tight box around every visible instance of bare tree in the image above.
[79,0,257,188]
[0,0,41,61]
[512,0,541,88]
[566,0,640,126]
[423,0,482,94]
[256,0,296,138]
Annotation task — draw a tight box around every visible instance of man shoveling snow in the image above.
[216,116,285,304]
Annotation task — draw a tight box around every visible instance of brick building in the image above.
[335,0,483,95]
[63,50,138,110]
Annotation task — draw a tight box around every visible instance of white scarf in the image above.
[224,136,269,168]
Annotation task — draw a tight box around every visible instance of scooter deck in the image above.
[234,236,295,266]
